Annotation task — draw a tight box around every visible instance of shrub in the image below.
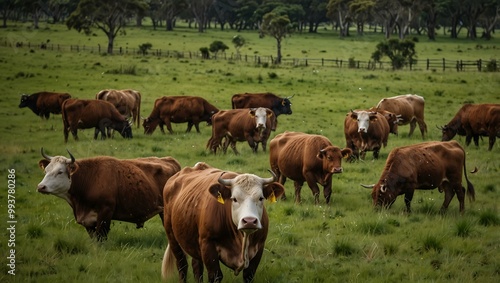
[454,219,475,237]
[485,59,498,72]
[333,239,357,256]
[478,210,499,226]
[138,42,152,55]
[421,235,443,252]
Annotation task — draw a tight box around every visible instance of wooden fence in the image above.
[4,41,498,72]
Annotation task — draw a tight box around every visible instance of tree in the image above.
[371,38,417,70]
[260,12,293,64]
[209,40,228,57]
[232,35,245,56]
[186,0,214,32]
[327,0,352,37]
[66,0,148,54]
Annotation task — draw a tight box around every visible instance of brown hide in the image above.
[269,132,352,204]
[96,89,141,128]
[38,155,181,240]
[231,92,292,117]
[61,98,132,142]
[207,108,275,154]
[142,96,219,134]
[344,110,391,159]
[376,94,427,138]
[19,91,71,119]
[161,162,284,282]
[441,104,500,151]
[369,141,475,213]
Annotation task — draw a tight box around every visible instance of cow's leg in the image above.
[191,258,204,283]
[473,135,480,147]
[404,191,414,213]
[439,183,455,214]
[163,119,174,134]
[168,240,189,282]
[454,183,466,213]
[64,127,70,143]
[246,139,258,153]
[465,134,473,146]
[70,127,79,141]
[201,242,223,283]
[243,247,264,283]
[418,119,427,139]
[230,139,240,155]
[278,174,287,200]
[293,181,304,204]
[304,175,321,204]
[186,121,194,133]
[95,208,113,241]
[323,183,332,204]
[488,134,496,151]
[408,118,417,137]
[373,147,380,159]
[85,226,97,238]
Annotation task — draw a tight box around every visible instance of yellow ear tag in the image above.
[217,192,225,204]
[269,191,277,203]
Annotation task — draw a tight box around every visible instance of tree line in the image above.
[1,0,498,60]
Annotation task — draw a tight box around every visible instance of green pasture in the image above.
[0,22,499,282]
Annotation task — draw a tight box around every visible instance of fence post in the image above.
[322,58,324,66]
[477,59,481,71]
[442,58,445,71]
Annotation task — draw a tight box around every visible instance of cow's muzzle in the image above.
[239,217,260,233]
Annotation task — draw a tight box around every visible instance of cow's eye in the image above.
[231,197,238,203]
[57,171,64,175]
[259,197,265,202]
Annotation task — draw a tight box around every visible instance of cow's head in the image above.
[350,110,378,133]
[362,179,399,209]
[18,94,30,108]
[439,125,457,141]
[279,97,293,115]
[249,107,273,133]
[142,117,159,135]
[209,172,284,234]
[37,148,79,204]
[117,120,133,139]
[317,146,352,183]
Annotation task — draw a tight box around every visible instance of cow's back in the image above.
[232,93,276,109]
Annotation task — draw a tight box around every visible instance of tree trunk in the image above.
[276,38,282,64]
[107,32,114,54]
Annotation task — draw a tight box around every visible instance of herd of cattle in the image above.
[21,90,498,282]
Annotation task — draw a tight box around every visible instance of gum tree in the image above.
[260,12,292,64]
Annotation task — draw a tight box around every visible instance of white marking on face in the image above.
[37,156,72,203]
[253,108,267,129]
[229,174,265,231]
[355,111,371,133]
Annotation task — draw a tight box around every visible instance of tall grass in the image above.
[0,22,499,282]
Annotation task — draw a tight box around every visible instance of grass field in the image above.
[0,21,499,282]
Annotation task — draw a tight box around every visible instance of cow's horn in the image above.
[285,94,295,99]
[262,170,277,184]
[360,183,375,188]
[436,125,444,130]
[41,147,52,160]
[218,172,233,186]
[66,149,75,163]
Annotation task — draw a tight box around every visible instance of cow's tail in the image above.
[161,244,176,281]
[136,97,141,128]
[463,155,476,203]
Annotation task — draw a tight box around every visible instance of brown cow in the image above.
[95,89,142,128]
[207,108,275,154]
[61,98,132,142]
[161,162,284,283]
[19,91,71,119]
[440,103,500,151]
[361,141,475,213]
[269,132,352,204]
[376,94,427,138]
[344,110,391,159]
[142,96,219,134]
[37,148,181,240]
[231,92,293,117]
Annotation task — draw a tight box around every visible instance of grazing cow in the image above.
[142,96,219,134]
[440,103,500,151]
[269,132,352,204]
[161,162,284,283]
[376,94,427,138]
[344,110,391,159]
[61,98,132,142]
[37,148,181,240]
[207,108,275,154]
[361,141,475,213]
[95,89,142,128]
[19,91,71,119]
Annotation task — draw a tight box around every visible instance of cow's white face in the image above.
[38,156,73,202]
[352,111,377,133]
[250,108,268,129]
[229,174,266,232]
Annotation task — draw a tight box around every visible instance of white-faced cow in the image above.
[344,110,391,159]
[161,162,284,283]
[440,103,500,151]
[95,89,142,128]
[207,107,276,154]
[19,91,71,119]
[361,141,476,213]
[142,96,219,135]
[269,132,352,204]
[37,148,181,240]
[376,94,427,138]
[61,98,132,142]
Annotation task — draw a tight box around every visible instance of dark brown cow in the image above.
[161,162,284,283]
[37,148,181,240]
[361,141,475,213]
[142,96,219,134]
[376,94,427,138]
[61,98,132,142]
[95,89,142,128]
[269,132,352,204]
[368,106,401,135]
[207,108,275,154]
[344,110,391,159]
[440,103,500,151]
[19,91,71,119]
[231,92,293,117]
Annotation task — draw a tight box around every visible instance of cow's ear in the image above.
[263,183,285,202]
[249,108,256,117]
[38,159,50,170]
[316,149,325,159]
[67,163,79,176]
[208,184,231,204]
[349,111,358,120]
[341,148,353,159]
